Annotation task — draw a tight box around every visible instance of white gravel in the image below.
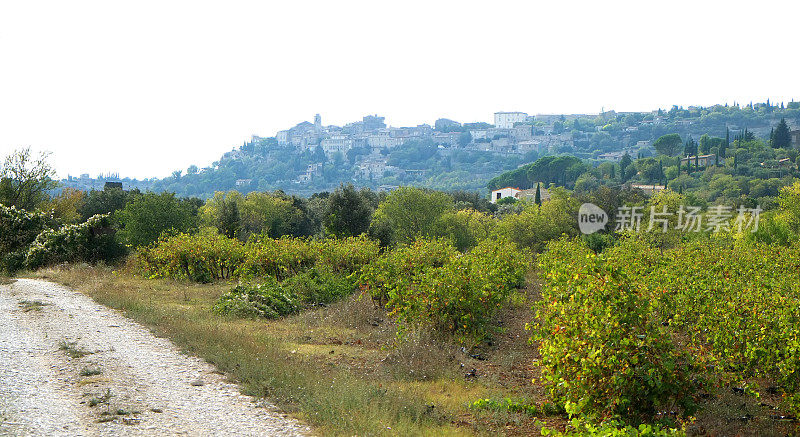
[0,278,311,436]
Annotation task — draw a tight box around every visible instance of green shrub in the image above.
[359,238,458,307]
[236,237,316,280]
[213,279,301,319]
[360,237,528,343]
[25,214,125,269]
[114,192,198,247]
[284,267,357,305]
[135,230,245,282]
[0,203,52,273]
[314,235,381,274]
[534,238,708,424]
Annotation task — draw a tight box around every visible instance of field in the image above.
[30,232,800,436]
[32,264,556,436]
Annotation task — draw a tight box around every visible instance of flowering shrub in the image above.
[0,203,52,273]
[213,279,301,319]
[25,214,125,269]
[135,230,245,282]
[360,237,528,343]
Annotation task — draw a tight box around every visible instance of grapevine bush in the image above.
[135,230,246,282]
[534,238,709,424]
[602,236,800,415]
[536,235,800,425]
[360,237,528,343]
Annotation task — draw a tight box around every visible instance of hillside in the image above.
[61,101,800,198]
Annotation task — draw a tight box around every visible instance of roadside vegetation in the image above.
[4,126,800,435]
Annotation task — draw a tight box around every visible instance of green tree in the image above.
[239,191,304,239]
[324,183,374,237]
[115,192,198,247]
[653,133,682,156]
[80,187,134,221]
[370,187,454,245]
[535,182,542,206]
[772,118,792,148]
[619,153,633,181]
[458,131,472,146]
[200,191,245,238]
[0,147,58,211]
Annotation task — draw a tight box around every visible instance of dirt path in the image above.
[0,278,311,436]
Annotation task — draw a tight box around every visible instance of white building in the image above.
[367,132,403,148]
[490,187,521,203]
[494,112,528,129]
[276,130,290,146]
[321,135,354,155]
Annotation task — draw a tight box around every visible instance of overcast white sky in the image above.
[1,0,798,179]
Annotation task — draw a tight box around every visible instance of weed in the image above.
[88,388,113,411]
[18,300,49,312]
[58,340,91,359]
[80,367,102,377]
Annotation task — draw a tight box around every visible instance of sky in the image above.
[1,0,799,179]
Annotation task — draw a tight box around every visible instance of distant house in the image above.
[680,154,716,168]
[235,179,252,187]
[598,151,626,162]
[490,187,521,203]
[791,130,800,148]
[494,112,528,129]
[629,183,666,196]
[490,185,550,203]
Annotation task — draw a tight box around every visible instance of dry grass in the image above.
[30,263,558,436]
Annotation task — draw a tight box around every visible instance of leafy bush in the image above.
[359,238,458,307]
[25,214,125,269]
[114,192,198,247]
[469,398,564,417]
[283,267,358,305]
[360,237,528,343]
[496,189,579,252]
[0,203,52,273]
[135,230,246,282]
[213,279,301,319]
[314,235,381,274]
[534,238,709,424]
[602,237,800,416]
[236,237,316,280]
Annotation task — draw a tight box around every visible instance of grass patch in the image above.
[80,367,102,377]
[32,264,546,436]
[18,300,49,312]
[0,276,15,285]
[58,340,91,359]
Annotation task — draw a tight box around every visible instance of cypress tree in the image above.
[534,182,542,206]
[773,118,791,148]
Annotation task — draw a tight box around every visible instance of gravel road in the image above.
[0,278,311,436]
